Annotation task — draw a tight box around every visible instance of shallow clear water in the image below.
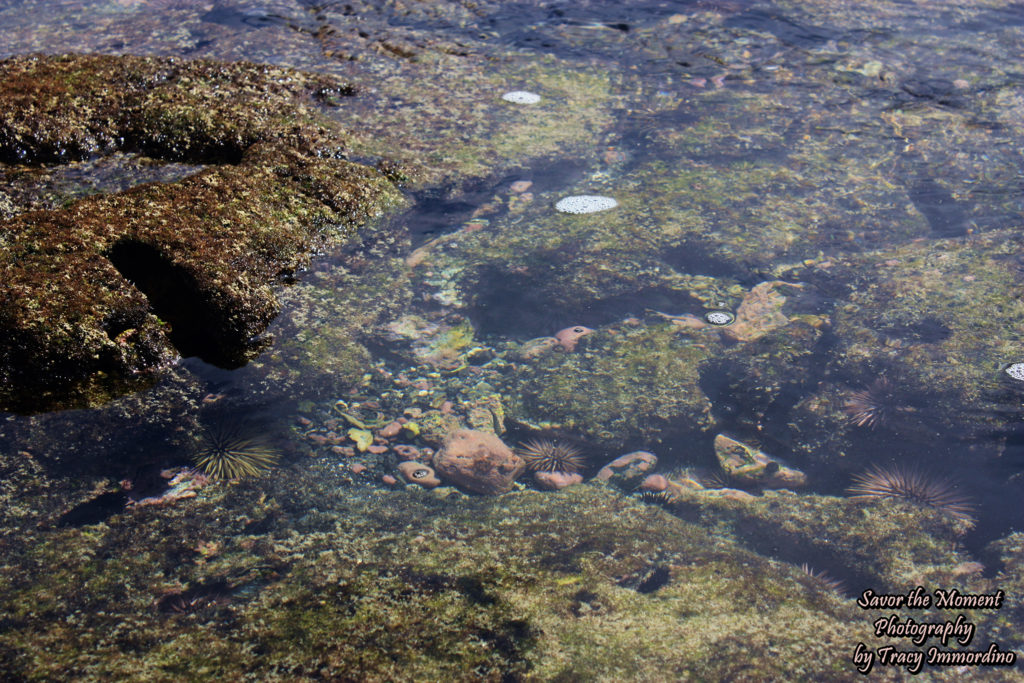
[2,0,1024,679]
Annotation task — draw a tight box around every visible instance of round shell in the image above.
[554,195,618,214]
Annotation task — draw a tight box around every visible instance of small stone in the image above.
[349,463,367,474]
[296,416,313,427]
[432,428,525,495]
[331,445,356,457]
[502,90,541,104]
[366,444,389,454]
[381,474,398,486]
[534,471,584,490]
[510,180,533,193]
[555,195,618,214]
[379,421,403,438]
[398,461,441,489]
[721,281,796,342]
[595,451,658,487]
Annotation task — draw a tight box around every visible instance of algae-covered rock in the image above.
[668,486,973,590]
[595,450,658,489]
[507,325,713,446]
[0,54,402,411]
[0,469,910,681]
[714,434,808,489]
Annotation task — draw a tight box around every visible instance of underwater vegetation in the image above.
[192,423,279,479]
[516,438,587,474]
[847,465,976,526]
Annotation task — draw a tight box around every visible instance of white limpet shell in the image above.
[502,90,541,104]
[704,310,735,326]
[555,195,618,214]
[1006,363,1024,380]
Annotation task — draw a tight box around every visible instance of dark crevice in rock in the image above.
[105,239,254,367]
[0,54,402,412]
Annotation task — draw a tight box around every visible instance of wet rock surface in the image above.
[432,428,526,495]
[0,54,401,411]
[3,0,1024,678]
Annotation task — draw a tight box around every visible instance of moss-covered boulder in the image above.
[0,54,403,411]
[506,325,714,446]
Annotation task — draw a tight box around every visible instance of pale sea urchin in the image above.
[516,439,587,474]
[847,464,976,525]
[193,423,279,479]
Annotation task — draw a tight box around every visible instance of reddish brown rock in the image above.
[639,474,669,492]
[432,429,525,495]
[378,421,404,438]
[554,325,594,351]
[533,471,584,490]
[595,451,658,487]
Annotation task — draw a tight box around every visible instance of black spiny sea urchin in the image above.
[847,465,976,526]
[193,423,280,479]
[799,563,847,596]
[844,377,901,429]
[516,439,587,474]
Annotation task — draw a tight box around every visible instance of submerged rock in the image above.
[533,470,583,490]
[595,451,658,488]
[714,434,807,489]
[432,428,525,495]
[0,54,401,411]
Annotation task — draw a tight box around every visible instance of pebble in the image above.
[379,421,404,438]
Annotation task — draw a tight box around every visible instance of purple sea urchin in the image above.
[847,465,976,526]
[516,439,587,474]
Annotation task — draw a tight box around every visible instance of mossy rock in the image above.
[506,326,713,446]
[0,54,404,411]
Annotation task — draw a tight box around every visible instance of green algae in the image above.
[0,467,930,681]
[0,54,403,412]
[506,326,713,447]
[2,0,1024,678]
